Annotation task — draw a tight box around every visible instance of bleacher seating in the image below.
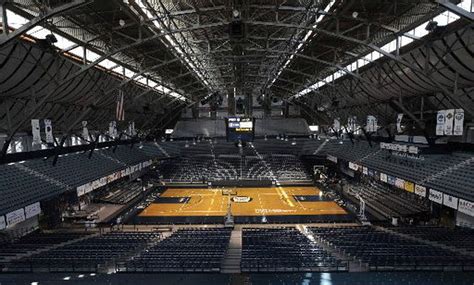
[158,153,310,182]
[0,143,166,217]
[347,181,428,220]
[7,232,160,272]
[24,152,124,187]
[321,140,474,203]
[0,164,66,216]
[124,228,231,272]
[0,232,90,271]
[310,226,474,271]
[241,227,347,272]
[390,226,474,253]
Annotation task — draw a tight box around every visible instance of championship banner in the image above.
[436,110,445,136]
[444,109,455,136]
[109,121,117,139]
[443,194,458,209]
[404,181,415,193]
[347,116,357,132]
[44,119,54,143]
[128,121,136,136]
[333,119,340,132]
[414,184,427,197]
[362,167,368,175]
[0,215,5,230]
[366,115,377,132]
[387,175,395,185]
[31,119,41,144]
[82,121,89,140]
[453,109,464,136]
[429,189,443,204]
[396,113,403,133]
[24,202,41,219]
[458,199,474,217]
[395,178,405,189]
[380,173,388,183]
[6,208,25,227]
[352,116,357,132]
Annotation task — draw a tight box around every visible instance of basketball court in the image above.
[136,186,352,224]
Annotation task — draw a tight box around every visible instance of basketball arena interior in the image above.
[0,0,474,284]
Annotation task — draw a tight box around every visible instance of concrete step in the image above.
[221,229,242,274]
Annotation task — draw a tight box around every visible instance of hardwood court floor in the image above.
[138,187,347,217]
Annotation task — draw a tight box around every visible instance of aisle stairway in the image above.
[221,229,242,274]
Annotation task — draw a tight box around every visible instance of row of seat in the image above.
[347,181,429,219]
[241,228,347,272]
[123,228,231,273]
[5,232,161,272]
[309,226,474,271]
[389,226,474,253]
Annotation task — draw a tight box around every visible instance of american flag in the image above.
[116,91,125,121]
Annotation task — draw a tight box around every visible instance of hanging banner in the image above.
[429,189,443,204]
[444,109,455,136]
[404,181,415,193]
[31,119,41,144]
[396,113,404,133]
[333,119,340,132]
[6,208,25,227]
[82,121,89,140]
[453,109,464,136]
[366,115,377,132]
[44,119,54,143]
[24,202,41,219]
[380,173,388,183]
[458,199,474,217]
[443,194,458,209]
[347,116,357,132]
[414,184,427,197]
[436,110,446,136]
[128,121,136,136]
[109,121,117,139]
[395,178,405,189]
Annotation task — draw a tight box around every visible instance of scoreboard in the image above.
[226,117,255,142]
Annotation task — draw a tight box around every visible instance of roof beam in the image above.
[436,0,474,22]
[0,0,90,48]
